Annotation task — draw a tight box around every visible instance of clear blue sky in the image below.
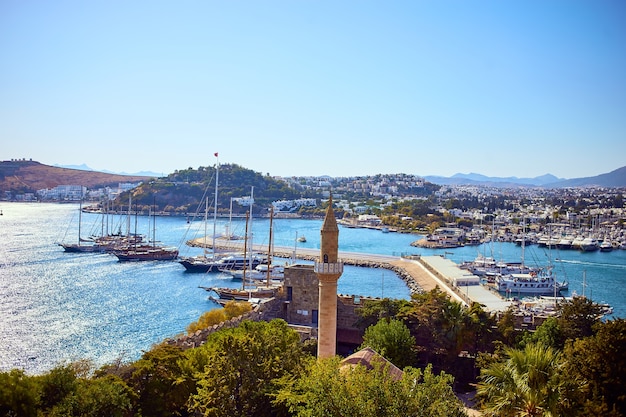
[1,1,624,179]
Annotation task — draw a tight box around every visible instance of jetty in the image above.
[187,238,512,312]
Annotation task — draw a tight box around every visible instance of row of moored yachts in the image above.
[514,233,626,252]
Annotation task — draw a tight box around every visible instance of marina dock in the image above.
[189,238,512,312]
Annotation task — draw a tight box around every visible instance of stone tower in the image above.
[314,194,344,358]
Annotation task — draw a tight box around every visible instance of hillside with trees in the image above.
[115,163,318,215]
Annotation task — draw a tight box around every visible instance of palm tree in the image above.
[476,343,577,416]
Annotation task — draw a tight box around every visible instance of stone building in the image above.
[280,195,358,358]
[282,262,366,355]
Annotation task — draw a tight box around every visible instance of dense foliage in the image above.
[274,357,467,417]
[2,293,624,416]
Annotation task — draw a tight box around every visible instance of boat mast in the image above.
[203,197,208,258]
[266,206,274,287]
[212,153,219,260]
[248,186,254,269]
[521,217,525,270]
[77,188,83,246]
[228,197,234,239]
[242,210,249,291]
[152,196,156,247]
[127,193,132,237]
[134,202,138,249]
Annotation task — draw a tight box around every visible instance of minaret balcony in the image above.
[314,261,344,275]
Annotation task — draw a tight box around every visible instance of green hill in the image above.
[114,163,316,215]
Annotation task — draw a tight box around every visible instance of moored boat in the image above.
[556,237,573,250]
[496,267,568,296]
[205,286,279,301]
[114,245,179,261]
[580,237,599,252]
[224,263,285,282]
[600,240,613,252]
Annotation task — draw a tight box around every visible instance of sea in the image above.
[1,202,624,375]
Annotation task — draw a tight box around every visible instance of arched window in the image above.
[323,254,328,263]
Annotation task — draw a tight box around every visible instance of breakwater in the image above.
[188,237,426,295]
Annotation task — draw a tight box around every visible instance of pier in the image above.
[188,238,512,312]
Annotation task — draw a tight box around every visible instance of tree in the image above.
[354,298,410,332]
[46,375,135,417]
[129,343,192,417]
[519,316,562,350]
[476,343,578,416]
[556,296,604,346]
[38,364,78,411]
[360,318,416,369]
[188,309,227,333]
[1,364,135,417]
[187,301,252,334]
[0,369,40,417]
[563,319,626,416]
[495,308,520,347]
[399,287,464,366]
[274,356,467,417]
[462,302,498,355]
[188,319,310,417]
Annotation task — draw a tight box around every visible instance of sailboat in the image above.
[220,197,244,240]
[178,154,244,272]
[221,206,283,282]
[59,190,102,253]
[207,210,280,302]
[113,198,178,261]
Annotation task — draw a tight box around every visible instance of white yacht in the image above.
[496,267,568,296]
[580,237,599,252]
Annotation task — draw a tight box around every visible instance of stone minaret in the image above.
[314,194,344,359]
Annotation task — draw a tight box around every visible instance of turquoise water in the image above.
[0,202,623,374]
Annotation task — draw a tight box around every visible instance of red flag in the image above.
[214,152,218,157]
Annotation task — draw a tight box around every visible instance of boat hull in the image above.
[114,248,179,262]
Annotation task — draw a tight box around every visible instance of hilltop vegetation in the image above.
[116,163,318,215]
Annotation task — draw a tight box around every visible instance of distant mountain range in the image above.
[54,163,163,178]
[59,163,626,188]
[424,166,626,188]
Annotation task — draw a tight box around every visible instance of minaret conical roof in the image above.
[322,193,338,232]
